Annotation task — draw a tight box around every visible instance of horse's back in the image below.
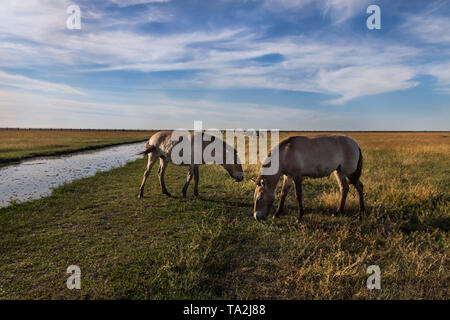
[281,135,360,177]
[148,130,176,156]
[147,130,231,166]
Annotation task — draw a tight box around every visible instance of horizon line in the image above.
[0,127,448,133]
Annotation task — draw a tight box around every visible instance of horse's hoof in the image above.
[163,192,172,197]
[273,213,280,219]
[296,218,302,224]
[138,195,143,199]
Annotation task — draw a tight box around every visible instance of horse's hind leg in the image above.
[158,157,171,197]
[352,180,364,219]
[138,152,158,199]
[348,147,364,219]
[333,170,349,216]
[193,165,199,197]
[293,176,304,223]
[274,175,291,218]
[182,166,194,198]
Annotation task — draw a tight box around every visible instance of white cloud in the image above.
[0,23,422,104]
[2,87,448,130]
[0,71,84,95]
[263,0,372,23]
[111,0,171,8]
[402,10,450,94]
[0,0,437,111]
[426,62,450,93]
[0,0,172,47]
[120,36,418,104]
[405,15,450,45]
[0,0,70,43]
[317,66,419,104]
[0,87,318,129]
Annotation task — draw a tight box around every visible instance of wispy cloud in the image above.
[317,66,418,104]
[0,0,70,43]
[3,87,447,130]
[0,0,448,129]
[0,71,84,95]
[1,17,422,104]
[263,0,373,23]
[405,15,450,45]
[0,88,318,129]
[111,0,171,8]
[0,0,423,105]
[426,62,450,93]
[402,8,450,94]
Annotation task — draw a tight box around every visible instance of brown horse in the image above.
[138,131,244,199]
[253,135,364,222]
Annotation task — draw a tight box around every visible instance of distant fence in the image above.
[0,128,446,133]
[0,128,160,132]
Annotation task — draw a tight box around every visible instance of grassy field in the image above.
[0,129,155,164]
[0,132,449,299]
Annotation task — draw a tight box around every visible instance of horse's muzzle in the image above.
[254,211,266,222]
[234,173,244,182]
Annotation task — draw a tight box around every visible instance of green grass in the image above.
[0,129,155,164]
[0,132,448,299]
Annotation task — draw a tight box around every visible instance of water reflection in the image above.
[0,142,145,207]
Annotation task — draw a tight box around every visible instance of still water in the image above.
[0,142,145,207]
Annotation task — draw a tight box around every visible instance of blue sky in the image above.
[0,0,449,130]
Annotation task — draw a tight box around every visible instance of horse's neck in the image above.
[262,172,282,192]
[222,141,237,163]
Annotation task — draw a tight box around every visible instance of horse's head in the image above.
[221,144,244,182]
[253,177,274,221]
[222,163,244,182]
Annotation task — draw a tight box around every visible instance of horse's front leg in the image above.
[138,152,158,199]
[182,165,194,198]
[293,176,304,223]
[274,175,291,218]
[158,157,171,197]
[193,165,199,197]
[333,170,349,217]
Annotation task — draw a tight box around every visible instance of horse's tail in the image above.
[137,142,155,156]
[348,147,363,185]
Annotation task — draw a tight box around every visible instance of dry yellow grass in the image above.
[0,129,155,163]
[0,131,448,299]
